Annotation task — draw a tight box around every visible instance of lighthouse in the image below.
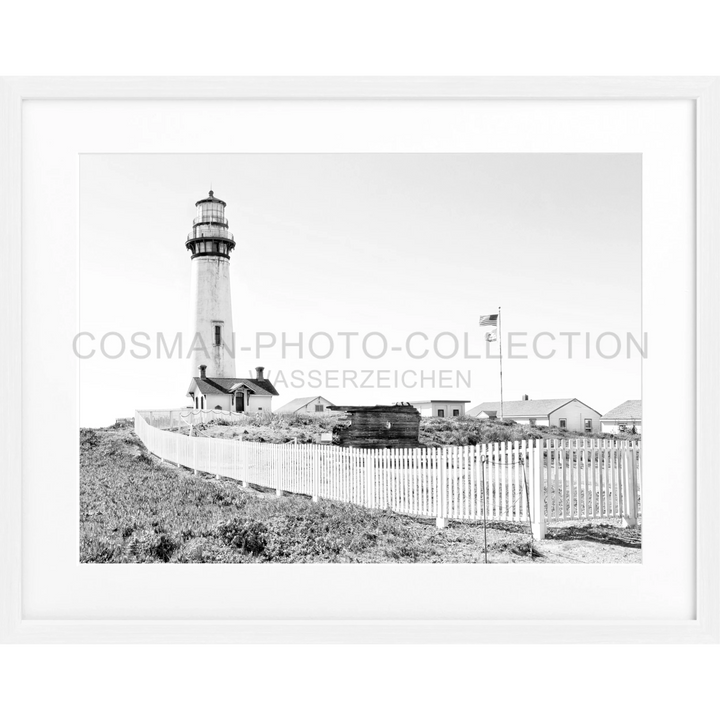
[185,191,280,414]
[186,190,236,378]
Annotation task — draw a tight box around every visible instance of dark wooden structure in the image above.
[328,403,421,448]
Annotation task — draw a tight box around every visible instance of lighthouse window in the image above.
[200,207,224,224]
[214,325,222,346]
[213,241,219,253]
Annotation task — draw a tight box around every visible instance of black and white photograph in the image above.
[78,152,643,564]
[13,79,705,645]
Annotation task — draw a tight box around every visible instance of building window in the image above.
[195,396,198,409]
[529,418,536,426]
[437,409,445,417]
[452,409,460,417]
[201,396,205,409]
[618,423,627,432]
[315,405,324,412]
[213,241,219,254]
[584,418,593,432]
[559,418,567,429]
[214,325,222,346]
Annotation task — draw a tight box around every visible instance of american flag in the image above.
[479,313,498,327]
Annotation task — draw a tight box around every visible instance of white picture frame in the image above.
[0,77,718,643]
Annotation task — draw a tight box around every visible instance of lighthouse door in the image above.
[235,393,244,412]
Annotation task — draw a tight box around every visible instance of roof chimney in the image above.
[255,366,265,381]
[522,394,529,401]
[199,364,207,379]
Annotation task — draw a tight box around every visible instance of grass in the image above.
[80,422,451,563]
[169,412,639,446]
[418,415,609,446]
[168,410,343,444]
[80,420,641,564]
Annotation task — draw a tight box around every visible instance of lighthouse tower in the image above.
[186,190,236,378]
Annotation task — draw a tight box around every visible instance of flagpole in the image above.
[498,306,504,420]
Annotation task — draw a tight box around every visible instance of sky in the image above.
[79,153,641,427]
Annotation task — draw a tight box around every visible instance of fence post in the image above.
[436,446,448,529]
[363,450,373,508]
[312,445,320,503]
[622,441,638,528]
[530,439,546,540]
[241,441,249,487]
[275,445,284,497]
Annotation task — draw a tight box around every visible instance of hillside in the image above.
[80,421,641,564]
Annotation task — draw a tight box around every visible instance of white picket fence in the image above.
[541,438,642,523]
[134,410,641,538]
[138,407,248,429]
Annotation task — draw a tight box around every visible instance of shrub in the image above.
[80,536,119,563]
[216,519,268,555]
[126,530,179,563]
[79,429,99,449]
[152,533,178,562]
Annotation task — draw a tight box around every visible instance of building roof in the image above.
[228,379,278,396]
[275,396,333,413]
[467,398,594,418]
[328,404,420,414]
[601,400,641,421]
[188,376,279,396]
[195,189,226,207]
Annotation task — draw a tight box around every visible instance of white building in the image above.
[408,399,471,418]
[275,396,335,414]
[187,365,279,413]
[600,400,641,434]
[467,397,602,433]
[182,190,281,413]
[186,190,236,378]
